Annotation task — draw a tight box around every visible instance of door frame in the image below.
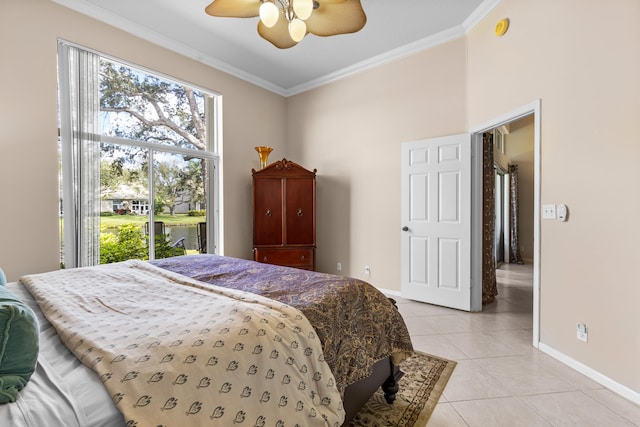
[470,99,541,348]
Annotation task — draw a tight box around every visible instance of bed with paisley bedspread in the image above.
[1,254,413,427]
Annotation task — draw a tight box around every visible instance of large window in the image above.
[58,42,220,268]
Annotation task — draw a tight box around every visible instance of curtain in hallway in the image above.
[509,164,524,264]
[482,133,498,305]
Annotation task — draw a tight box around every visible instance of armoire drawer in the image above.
[254,248,315,270]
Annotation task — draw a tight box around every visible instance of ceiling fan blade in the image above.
[306,0,366,36]
[205,0,260,18]
[258,18,300,49]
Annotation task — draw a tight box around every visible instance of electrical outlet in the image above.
[543,204,556,219]
[364,266,371,275]
[577,323,588,342]
[336,262,342,271]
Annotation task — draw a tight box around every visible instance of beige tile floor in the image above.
[393,263,640,427]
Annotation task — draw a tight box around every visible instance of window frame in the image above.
[58,39,222,266]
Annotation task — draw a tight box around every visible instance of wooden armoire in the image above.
[252,158,316,270]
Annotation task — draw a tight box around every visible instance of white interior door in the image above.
[401,134,472,311]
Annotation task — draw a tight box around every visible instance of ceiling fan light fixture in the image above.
[288,18,307,42]
[292,0,313,20]
[205,0,366,49]
[259,1,280,27]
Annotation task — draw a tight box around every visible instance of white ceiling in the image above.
[53,0,500,96]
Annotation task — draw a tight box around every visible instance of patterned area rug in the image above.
[349,352,457,427]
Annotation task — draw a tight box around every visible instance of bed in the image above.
[1,254,413,426]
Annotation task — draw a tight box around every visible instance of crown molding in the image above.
[52,0,502,97]
[284,25,466,97]
[285,0,502,96]
[463,0,502,31]
[51,0,288,95]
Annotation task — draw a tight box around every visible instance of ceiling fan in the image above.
[205,0,367,49]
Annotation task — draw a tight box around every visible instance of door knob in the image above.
[402,226,409,232]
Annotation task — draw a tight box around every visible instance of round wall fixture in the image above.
[495,18,509,36]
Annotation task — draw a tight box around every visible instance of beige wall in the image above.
[286,38,468,289]
[467,0,640,395]
[287,0,640,397]
[0,0,287,280]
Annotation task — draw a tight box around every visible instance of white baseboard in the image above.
[379,288,402,298]
[538,342,640,406]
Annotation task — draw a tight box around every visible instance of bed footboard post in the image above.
[381,362,404,404]
[381,297,406,404]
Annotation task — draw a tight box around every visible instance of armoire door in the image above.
[253,178,283,245]
[285,178,315,245]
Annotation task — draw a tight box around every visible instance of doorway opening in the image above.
[470,100,541,347]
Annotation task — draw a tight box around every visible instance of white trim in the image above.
[147,150,156,259]
[469,99,541,347]
[539,343,640,406]
[463,0,503,32]
[209,96,224,255]
[470,132,484,312]
[379,288,402,298]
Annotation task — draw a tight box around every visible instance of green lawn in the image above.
[100,214,204,229]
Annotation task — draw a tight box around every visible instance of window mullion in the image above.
[100,135,217,160]
[148,149,155,260]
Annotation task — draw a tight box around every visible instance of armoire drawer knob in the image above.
[263,256,268,262]
[301,255,305,261]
